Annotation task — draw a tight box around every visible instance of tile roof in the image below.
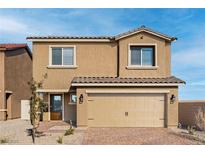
[27,36,114,40]
[0,44,32,58]
[71,76,185,85]
[27,25,176,41]
[115,25,177,41]
[0,44,28,50]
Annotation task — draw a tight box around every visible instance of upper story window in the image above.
[49,45,76,68]
[128,44,157,68]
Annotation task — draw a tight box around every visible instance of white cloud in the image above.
[172,31,205,69]
[173,47,205,67]
[0,15,29,34]
[172,31,205,90]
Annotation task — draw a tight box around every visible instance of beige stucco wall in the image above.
[33,42,117,89]
[64,93,76,122]
[32,32,172,90]
[119,32,171,77]
[4,48,32,119]
[32,32,175,126]
[76,87,178,128]
[0,51,6,120]
[179,100,205,127]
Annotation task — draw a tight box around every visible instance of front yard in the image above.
[0,119,204,145]
[83,128,204,145]
[0,119,85,144]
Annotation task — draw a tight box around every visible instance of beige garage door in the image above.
[87,93,165,127]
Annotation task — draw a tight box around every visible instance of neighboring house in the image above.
[0,44,32,120]
[27,25,185,128]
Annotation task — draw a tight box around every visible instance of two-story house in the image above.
[27,26,185,128]
[0,44,32,120]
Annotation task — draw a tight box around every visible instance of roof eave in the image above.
[115,29,177,42]
[26,38,112,42]
[71,83,184,87]
[6,45,32,59]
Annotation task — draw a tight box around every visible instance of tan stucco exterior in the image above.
[0,47,32,120]
[119,32,171,77]
[33,42,117,89]
[31,30,180,128]
[0,51,6,120]
[33,32,171,87]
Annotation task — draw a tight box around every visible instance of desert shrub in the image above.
[195,107,205,131]
[64,128,74,136]
[57,136,63,144]
[0,137,9,144]
[187,125,195,135]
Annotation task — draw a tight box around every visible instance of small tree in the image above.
[195,107,205,131]
[28,74,47,143]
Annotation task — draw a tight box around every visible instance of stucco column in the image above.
[167,87,179,127]
[0,50,6,120]
[76,88,88,127]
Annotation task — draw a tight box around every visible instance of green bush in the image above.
[0,137,9,144]
[56,136,63,144]
[187,126,195,135]
[64,128,74,136]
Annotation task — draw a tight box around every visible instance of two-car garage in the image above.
[87,93,166,127]
[73,76,184,128]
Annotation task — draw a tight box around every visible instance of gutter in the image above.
[71,83,184,87]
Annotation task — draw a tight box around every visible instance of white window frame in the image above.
[48,45,77,68]
[127,43,158,69]
[69,93,77,105]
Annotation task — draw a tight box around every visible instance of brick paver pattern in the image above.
[83,128,203,145]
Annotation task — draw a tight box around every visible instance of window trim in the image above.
[127,43,158,69]
[48,45,77,68]
[69,93,77,105]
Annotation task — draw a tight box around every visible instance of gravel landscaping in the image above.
[0,119,85,145]
[0,119,204,145]
[170,128,205,144]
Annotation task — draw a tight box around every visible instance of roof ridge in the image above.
[27,25,177,42]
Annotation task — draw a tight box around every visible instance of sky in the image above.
[0,8,205,100]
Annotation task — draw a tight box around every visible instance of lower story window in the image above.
[70,93,77,104]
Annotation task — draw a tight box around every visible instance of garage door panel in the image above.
[87,93,165,127]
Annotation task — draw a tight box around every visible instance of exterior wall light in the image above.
[170,94,176,104]
[79,94,84,104]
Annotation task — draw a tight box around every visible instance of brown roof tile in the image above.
[71,76,185,86]
[115,25,177,41]
[0,44,28,50]
[27,36,114,40]
[0,44,32,58]
[27,25,176,42]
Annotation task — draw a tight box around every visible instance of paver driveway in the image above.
[83,128,203,145]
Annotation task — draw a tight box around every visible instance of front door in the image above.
[50,94,62,120]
